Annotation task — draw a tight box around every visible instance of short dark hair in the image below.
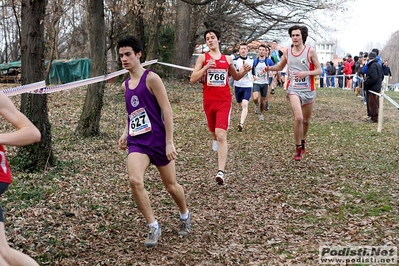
[259,44,267,49]
[288,25,308,44]
[203,28,221,41]
[371,48,379,55]
[117,36,143,54]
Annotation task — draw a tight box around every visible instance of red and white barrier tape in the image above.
[2,59,160,96]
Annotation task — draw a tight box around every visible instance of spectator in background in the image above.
[343,54,354,89]
[352,56,360,90]
[382,60,392,91]
[356,56,365,99]
[363,51,383,123]
[337,61,344,88]
[325,61,332,87]
[328,61,336,88]
[319,63,325,88]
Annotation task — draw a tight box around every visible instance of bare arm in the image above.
[265,53,287,72]
[147,72,177,161]
[0,92,41,146]
[190,54,210,84]
[118,83,128,150]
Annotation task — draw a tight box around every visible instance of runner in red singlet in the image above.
[190,28,252,185]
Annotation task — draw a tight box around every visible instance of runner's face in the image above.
[291,30,302,46]
[258,47,266,57]
[205,32,219,49]
[119,46,141,70]
[239,45,248,57]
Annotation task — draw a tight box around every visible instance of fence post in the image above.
[377,91,384,132]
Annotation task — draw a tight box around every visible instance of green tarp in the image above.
[49,58,91,84]
[0,58,91,84]
[0,61,21,71]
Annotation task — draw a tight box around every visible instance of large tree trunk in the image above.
[146,0,164,69]
[19,0,55,171]
[126,0,145,58]
[173,0,190,78]
[76,0,106,137]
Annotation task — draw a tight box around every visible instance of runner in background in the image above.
[233,43,254,131]
[262,25,322,161]
[190,29,252,185]
[252,44,274,120]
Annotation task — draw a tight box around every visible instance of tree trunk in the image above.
[126,0,145,58]
[19,0,55,171]
[76,0,106,137]
[173,0,190,78]
[146,0,164,69]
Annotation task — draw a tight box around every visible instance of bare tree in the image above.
[181,0,351,47]
[173,0,190,78]
[19,0,55,171]
[75,0,106,137]
[381,30,399,84]
[146,0,165,64]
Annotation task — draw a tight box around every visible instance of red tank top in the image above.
[202,53,232,101]
[0,145,12,184]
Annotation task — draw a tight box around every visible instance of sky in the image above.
[333,0,398,55]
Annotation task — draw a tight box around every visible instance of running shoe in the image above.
[237,123,244,132]
[178,213,191,236]
[301,140,306,155]
[145,224,161,247]
[215,170,225,185]
[294,146,303,161]
[212,140,218,151]
[254,104,259,114]
[259,114,264,121]
[270,88,275,95]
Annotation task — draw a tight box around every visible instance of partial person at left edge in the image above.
[0,90,41,266]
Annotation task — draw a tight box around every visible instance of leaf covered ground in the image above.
[1,81,399,265]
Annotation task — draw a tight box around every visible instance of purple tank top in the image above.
[125,70,166,147]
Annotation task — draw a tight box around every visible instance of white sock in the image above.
[180,210,189,220]
[149,220,158,228]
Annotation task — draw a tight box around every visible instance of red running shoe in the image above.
[294,146,303,161]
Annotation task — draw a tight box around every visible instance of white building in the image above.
[315,42,335,63]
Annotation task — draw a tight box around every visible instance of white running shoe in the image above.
[215,170,225,185]
[259,114,264,121]
[212,140,218,151]
[145,224,161,247]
